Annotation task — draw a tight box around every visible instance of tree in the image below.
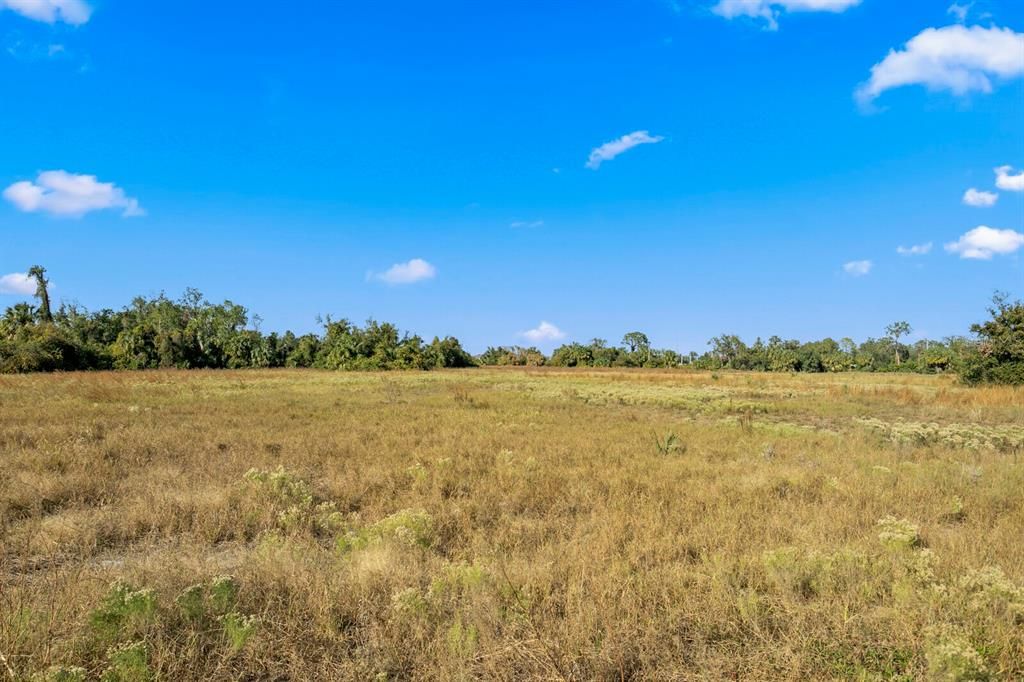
[884,321,912,366]
[960,292,1024,385]
[1,303,36,337]
[621,331,651,365]
[28,265,53,323]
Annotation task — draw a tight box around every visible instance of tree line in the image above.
[1,266,1020,384]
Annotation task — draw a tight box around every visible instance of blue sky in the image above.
[1,0,1022,353]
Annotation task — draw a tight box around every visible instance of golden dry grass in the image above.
[1,369,1023,680]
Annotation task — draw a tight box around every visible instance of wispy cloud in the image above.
[945,226,1024,259]
[712,0,860,31]
[896,242,933,256]
[0,272,35,295]
[857,25,1024,105]
[1,0,92,25]
[519,321,566,343]
[586,131,663,170]
[842,260,872,276]
[510,219,544,229]
[3,171,143,218]
[369,258,437,285]
[962,188,998,207]
[995,165,1024,191]
[947,2,971,23]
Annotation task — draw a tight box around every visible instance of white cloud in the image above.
[510,219,544,229]
[945,226,1024,259]
[995,165,1024,191]
[897,242,933,256]
[962,188,998,207]
[3,171,143,218]
[857,25,1024,104]
[371,258,437,285]
[947,2,971,23]
[1,0,91,24]
[712,0,860,31]
[0,272,35,295]
[842,260,872,276]
[586,130,663,170]
[519,321,566,343]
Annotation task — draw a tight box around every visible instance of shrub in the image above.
[221,612,259,652]
[925,627,989,681]
[90,582,157,639]
[876,516,921,550]
[101,641,151,682]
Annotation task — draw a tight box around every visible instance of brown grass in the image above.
[1,369,1022,680]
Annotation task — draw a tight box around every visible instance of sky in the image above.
[1,0,1022,353]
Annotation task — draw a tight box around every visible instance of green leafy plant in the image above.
[209,575,240,614]
[654,431,683,455]
[175,584,206,621]
[337,509,434,554]
[221,612,259,652]
[101,641,151,682]
[90,582,157,639]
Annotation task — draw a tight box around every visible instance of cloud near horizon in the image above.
[857,25,1024,105]
[712,0,860,31]
[519,321,566,343]
[842,260,872,276]
[1,0,92,24]
[586,131,663,170]
[370,258,437,285]
[0,272,36,295]
[3,171,144,218]
[945,226,1024,259]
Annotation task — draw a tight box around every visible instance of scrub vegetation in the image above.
[2,368,1022,680]
[2,267,1023,386]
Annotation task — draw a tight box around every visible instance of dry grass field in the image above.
[1,369,1023,680]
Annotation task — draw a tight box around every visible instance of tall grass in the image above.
[1,369,1022,679]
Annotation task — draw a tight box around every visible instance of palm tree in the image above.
[0,302,36,335]
[27,265,52,323]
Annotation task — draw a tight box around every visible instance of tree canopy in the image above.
[0,267,1017,385]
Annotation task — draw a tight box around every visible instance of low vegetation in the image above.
[2,369,1022,679]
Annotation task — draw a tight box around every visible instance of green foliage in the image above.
[209,575,241,614]
[924,627,989,681]
[1,267,1017,384]
[477,345,546,366]
[0,273,473,373]
[337,509,435,553]
[445,617,479,660]
[101,641,151,682]
[175,584,206,621]
[960,293,1024,385]
[89,581,157,639]
[221,612,259,652]
[654,431,683,455]
[244,467,343,535]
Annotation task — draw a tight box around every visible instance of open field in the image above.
[1,369,1023,680]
